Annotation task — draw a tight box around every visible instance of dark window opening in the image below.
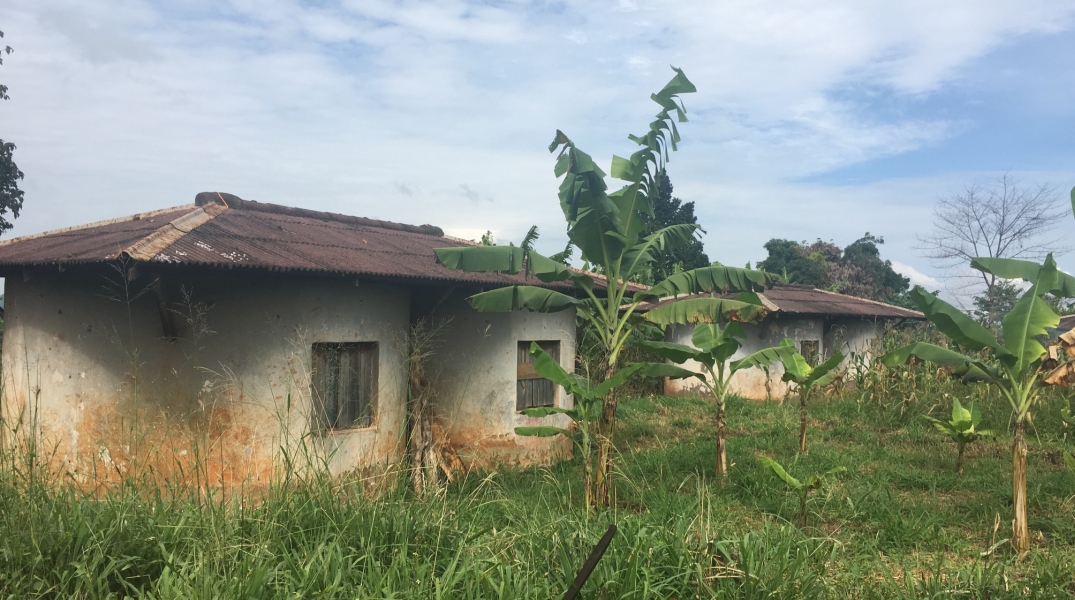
[800,340,820,366]
[517,341,560,411]
[312,342,378,430]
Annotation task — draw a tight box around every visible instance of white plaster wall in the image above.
[825,318,884,377]
[1,268,409,483]
[426,292,575,468]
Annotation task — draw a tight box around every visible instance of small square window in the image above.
[312,342,377,430]
[517,341,560,411]
[800,340,820,365]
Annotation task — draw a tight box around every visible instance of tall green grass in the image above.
[3,365,1075,598]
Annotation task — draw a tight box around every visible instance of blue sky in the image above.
[2,0,1074,300]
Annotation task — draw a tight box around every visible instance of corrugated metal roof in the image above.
[645,283,924,319]
[0,192,577,289]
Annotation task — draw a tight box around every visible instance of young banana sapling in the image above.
[759,456,845,526]
[639,322,793,478]
[777,341,845,454]
[513,342,644,509]
[922,399,994,474]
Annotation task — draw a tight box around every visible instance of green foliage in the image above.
[922,399,994,474]
[759,456,845,525]
[776,339,844,453]
[639,323,791,475]
[0,30,24,236]
[5,387,1075,597]
[880,267,1060,423]
[514,342,644,508]
[1061,397,1075,439]
[882,256,1065,551]
[972,279,1021,328]
[434,68,775,505]
[756,233,910,303]
[641,169,709,283]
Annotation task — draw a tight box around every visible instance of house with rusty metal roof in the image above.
[0,192,581,485]
[647,283,923,399]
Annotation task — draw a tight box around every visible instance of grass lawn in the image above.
[3,389,1075,598]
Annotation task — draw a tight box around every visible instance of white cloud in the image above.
[891,260,942,291]
[1,0,1074,277]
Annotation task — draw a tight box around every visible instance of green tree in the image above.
[434,68,775,507]
[840,233,910,300]
[756,233,909,303]
[642,169,709,283]
[0,30,24,235]
[757,239,827,286]
[972,279,1020,328]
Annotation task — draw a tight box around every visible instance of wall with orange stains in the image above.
[1,268,410,487]
[425,291,575,469]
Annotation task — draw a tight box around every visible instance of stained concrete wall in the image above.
[426,291,575,468]
[664,315,884,400]
[1,267,410,485]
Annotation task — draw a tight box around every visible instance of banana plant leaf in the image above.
[592,363,648,398]
[643,297,767,325]
[759,456,802,489]
[879,341,1000,383]
[434,246,525,274]
[730,344,796,373]
[514,426,572,438]
[971,257,1075,298]
[807,352,845,387]
[1001,255,1061,379]
[691,321,745,352]
[642,265,774,300]
[621,223,701,280]
[521,406,579,420]
[528,341,594,398]
[781,352,811,383]
[804,467,847,490]
[467,285,578,313]
[528,253,595,291]
[691,323,743,364]
[909,287,1008,356]
[639,363,705,381]
[638,340,709,367]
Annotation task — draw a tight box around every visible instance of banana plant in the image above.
[777,341,844,454]
[433,68,776,507]
[759,456,845,526]
[638,323,794,477]
[513,342,645,510]
[922,399,994,475]
[1061,397,1075,440]
[880,255,1062,552]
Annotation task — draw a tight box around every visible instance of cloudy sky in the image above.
[3,0,1075,295]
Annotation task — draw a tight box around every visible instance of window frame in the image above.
[311,341,379,432]
[516,340,561,412]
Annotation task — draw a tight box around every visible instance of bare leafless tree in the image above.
[916,173,1070,323]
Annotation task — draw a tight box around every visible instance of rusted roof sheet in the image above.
[644,283,924,319]
[0,192,578,289]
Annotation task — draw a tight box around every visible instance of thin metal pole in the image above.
[562,524,617,600]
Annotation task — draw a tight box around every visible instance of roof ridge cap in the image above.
[812,287,923,317]
[117,204,227,261]
[0,205,197,248]
[195,192,444,237]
